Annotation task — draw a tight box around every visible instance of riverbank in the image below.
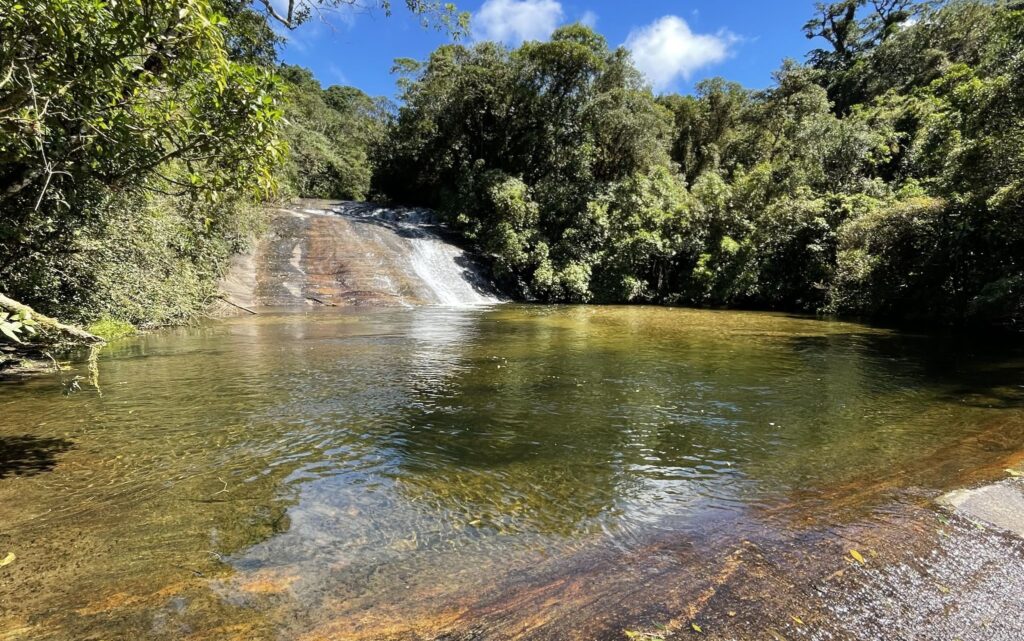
[0,347,56,378]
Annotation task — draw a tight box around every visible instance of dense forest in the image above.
[1,0,1022,340]
[377,0,1024,327]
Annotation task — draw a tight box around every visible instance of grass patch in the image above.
[87,317,137,341]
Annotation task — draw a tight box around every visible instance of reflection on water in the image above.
[1,306,1023,640]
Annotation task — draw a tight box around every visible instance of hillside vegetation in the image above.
[376,0,1024,328]
[0,0,457,333]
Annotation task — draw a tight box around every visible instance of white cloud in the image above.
[625,16,737,91]
[473,0,564,45]
[580,10,598,28]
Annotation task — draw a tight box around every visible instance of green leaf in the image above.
[1,325,23,343]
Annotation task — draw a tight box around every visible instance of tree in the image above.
[0,0,284,324]
[377,1,1023,328]
[805,0,863,67]
[659,79,750,183]
[278,66,388,200]
[805,0,920,67]
[374,24,674,301]
[0,0,470,331]
[0,0,283,254]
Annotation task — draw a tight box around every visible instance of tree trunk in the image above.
[0,293,104,344]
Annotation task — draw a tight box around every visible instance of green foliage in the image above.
[87,318,137,342]
[829,195,952,320]
[3,0,1019,331]
[6,171,266,327]
[374,25,674,301]
[590,166,698,303]
[277,66,388,200]
[0,0,474,333]
[0,0,285,327]
[658,79,750,183]
[83,187,264,327]
[377,2,1024,328]
[0,310,38,344]
[0,0,285,208]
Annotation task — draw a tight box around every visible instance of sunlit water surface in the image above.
[2,306,1023,640]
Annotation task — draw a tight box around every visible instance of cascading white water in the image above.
[327,202,500,307]
[404,232,498,306]
[223,200,502,308]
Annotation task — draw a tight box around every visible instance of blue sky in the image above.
[276,1,821,99]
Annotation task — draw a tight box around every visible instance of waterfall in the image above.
[325,201,499,307]
[222,200,501,309]
[405,234,497,305]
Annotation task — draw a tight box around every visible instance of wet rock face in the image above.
[816,510,1024,641]
[221,200,500,309]
[940,479,1024,538]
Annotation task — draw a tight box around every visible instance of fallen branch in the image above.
[306,296,337,307]
[0,293,104,345]
[215,295,258,315]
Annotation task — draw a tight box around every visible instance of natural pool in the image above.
[1,306,1023,640]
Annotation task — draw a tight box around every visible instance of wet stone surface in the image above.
[220,200,499,309]
[815,510,1024,641]
[940,478,1024,538]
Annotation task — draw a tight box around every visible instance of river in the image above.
[2,305,1024,640]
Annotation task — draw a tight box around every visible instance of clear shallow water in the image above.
[1,305,1023,640]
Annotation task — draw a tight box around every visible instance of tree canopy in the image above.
[0,0,453,329]
[375,0,1024,328]
[277,65,388,201]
